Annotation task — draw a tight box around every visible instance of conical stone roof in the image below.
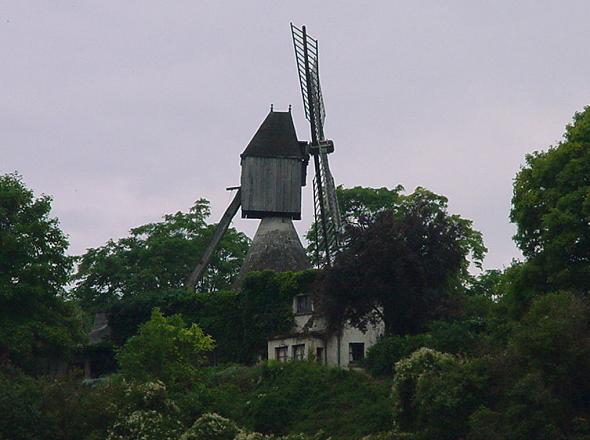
[234,217,311,287]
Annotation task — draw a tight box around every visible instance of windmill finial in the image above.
[270,104,274,112]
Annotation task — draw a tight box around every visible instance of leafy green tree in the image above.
[316,188,485,335]
[116,308,214,383]
[465,269,508,300]
[0,173,83,372]
[73,199,250,309]
[511,106,590,294]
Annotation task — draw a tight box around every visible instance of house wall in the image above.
[324,321,384,368]
[267,296,384,368]
[268,336,326,363]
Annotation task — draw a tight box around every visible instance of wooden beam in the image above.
[185,189,242,290]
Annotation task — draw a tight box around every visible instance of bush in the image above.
[235,432,274,440]
[365,318,484,378]
[116,308,214,383]
[0,367,126,440]
[0,367,52,440]
[392,348,488,440]
[106,410,182,440]
[181,413,239,440]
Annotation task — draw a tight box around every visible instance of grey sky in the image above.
[2,1,589,270]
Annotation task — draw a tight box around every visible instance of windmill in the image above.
[290,23,343,267]
[185,107,311,290]
[185,24,340,290]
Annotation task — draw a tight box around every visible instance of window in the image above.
[349,343,365,363]
[316,347,324,364]
[275,346,288,362]
[296,295,312,314]
[292,344,306,361]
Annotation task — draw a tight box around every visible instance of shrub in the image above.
[181,413,239,440]
[365,318,483,378]
[0,367,52,440]
[392,348,488,440]
[106,410,183,440]
[116,308,214,383]
[235,432,274,440]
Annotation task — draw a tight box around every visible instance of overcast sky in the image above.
[2,1,590,270]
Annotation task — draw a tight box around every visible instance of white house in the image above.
[267,293,384,368]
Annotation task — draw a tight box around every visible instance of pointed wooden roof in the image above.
[241,111,302,159]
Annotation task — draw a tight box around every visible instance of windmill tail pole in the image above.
[185,189,242,291]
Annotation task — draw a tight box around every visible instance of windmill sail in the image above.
[291,23,343,266]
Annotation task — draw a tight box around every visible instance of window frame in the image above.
[275,346,288,362]
[295,294,313,315]
[348,342,365,364]
[292,343,306,361]
[316,347,324,364]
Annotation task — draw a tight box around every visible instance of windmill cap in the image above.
[241,111,303,159]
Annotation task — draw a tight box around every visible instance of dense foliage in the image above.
[315,187,485,335]
[4,107,590,439]
[101,270,314,366]
[0,173,83,374]
[511,106,590,296]
[0,362,391,440]
[73,199,249,309]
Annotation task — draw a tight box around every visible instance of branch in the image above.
[372,306,385,321]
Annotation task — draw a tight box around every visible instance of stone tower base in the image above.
[234,217,310,288]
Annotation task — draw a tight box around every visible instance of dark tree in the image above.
[315,188,485,336]
[305,185,404,265]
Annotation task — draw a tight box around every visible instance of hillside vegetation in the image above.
[2,107,590,439]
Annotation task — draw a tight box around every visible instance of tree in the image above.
[73,199,250,309]
[511,106,590,294]
[315,188,485,336]
[0,173,83,372]
[116,308,214,383]
[306,186,404,266]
